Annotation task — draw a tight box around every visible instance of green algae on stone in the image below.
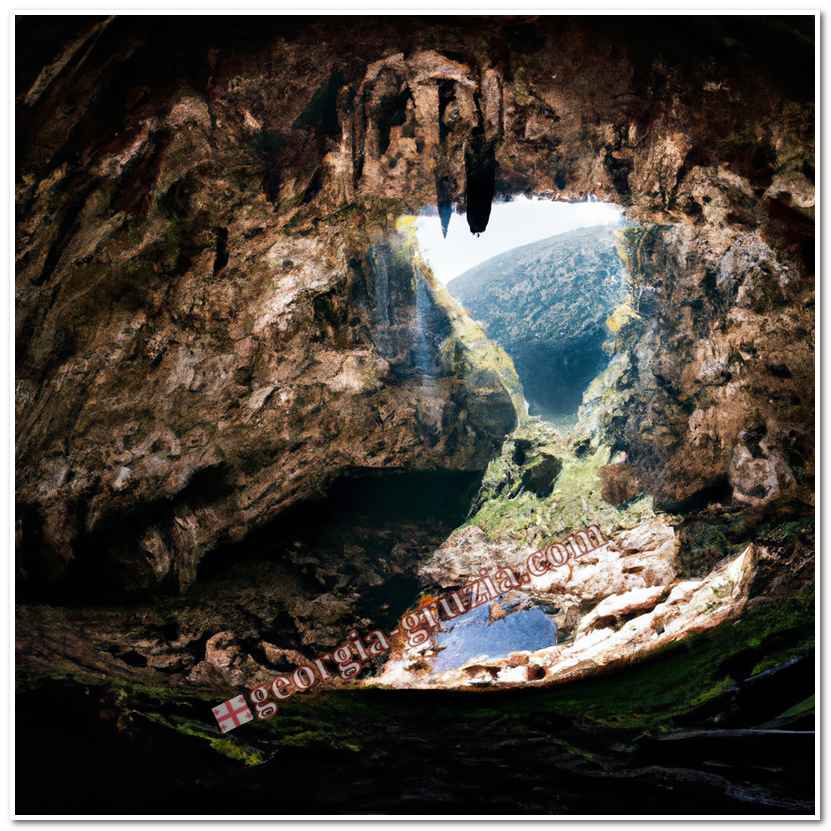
[778,694,814,720]
[466,418,655,545]
[144,713,266,767]
[528,590,814,730]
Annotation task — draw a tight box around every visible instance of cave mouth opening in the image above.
[414,196,630,430]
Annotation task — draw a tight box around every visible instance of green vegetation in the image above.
[145,713,265,766]
[260,585,811,739]
[465,419,654,544]
[779,694,814,719]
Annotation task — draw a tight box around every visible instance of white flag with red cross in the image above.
[212,695,254,734]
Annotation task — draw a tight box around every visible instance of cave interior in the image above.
[13,14,815,816]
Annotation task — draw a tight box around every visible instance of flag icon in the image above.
[212,695,254,734]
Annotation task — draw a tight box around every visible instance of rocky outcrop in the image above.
[419,510,675,636]
[599,462,642,506]
[578,222,814,513]
[446,418,656,557]
[374,518,757,689]
[13,19,815,816]
[16,18,814,584]
[448,224,628,418]
[16,208,519,593]
[14,13,814,660]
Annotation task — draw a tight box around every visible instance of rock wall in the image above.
[16,16,814,591]
[581,221,814,511]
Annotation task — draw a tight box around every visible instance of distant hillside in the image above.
[447,225,629,421]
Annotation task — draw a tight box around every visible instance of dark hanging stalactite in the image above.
[464,128,496,234]
[435,80,457,238]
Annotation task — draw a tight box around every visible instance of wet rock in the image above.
[378,536,756,690]
[204,630,242,671]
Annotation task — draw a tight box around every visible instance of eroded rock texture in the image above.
[581,221,814,512]
[13,17,816,816]
[16,16,813,596]
[377,518,758,690]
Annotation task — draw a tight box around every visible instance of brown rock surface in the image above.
[599,462,642,506]
[16,19,813,594]
[15,17,813,628]
[375,525,756,690]
[12,20,815,815]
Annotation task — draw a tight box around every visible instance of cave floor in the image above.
[16,587,814,815]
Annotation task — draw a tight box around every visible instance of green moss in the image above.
[551,737,603,766]
[438,588,810,732]
[286,592,809,736]
[779,694,814,719]
[277,729,344,751]
[757,516,815,545]
[109,678,195,704]
[145,713,265,767]
[210,739,265,766]
[466,420,654,543]
[19,585,811,774]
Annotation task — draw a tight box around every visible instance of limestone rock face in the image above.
[16,212,519,593]
[375,519,757,690]
[585,223,814,512]
[16,16,813,594]
[420,509,677,643]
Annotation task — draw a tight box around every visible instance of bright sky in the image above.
[415,196,623,284]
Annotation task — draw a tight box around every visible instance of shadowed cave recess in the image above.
[15,15,814,815]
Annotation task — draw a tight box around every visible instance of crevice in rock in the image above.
[657,475,733,514]
[118,649,148,668]
[251,129,284,206]
[368,67,412,157]
[212,226,229,274]
[45,463,237,603]
[293,68,346,139]
[32,178,97,286]
[603,150,633,198]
